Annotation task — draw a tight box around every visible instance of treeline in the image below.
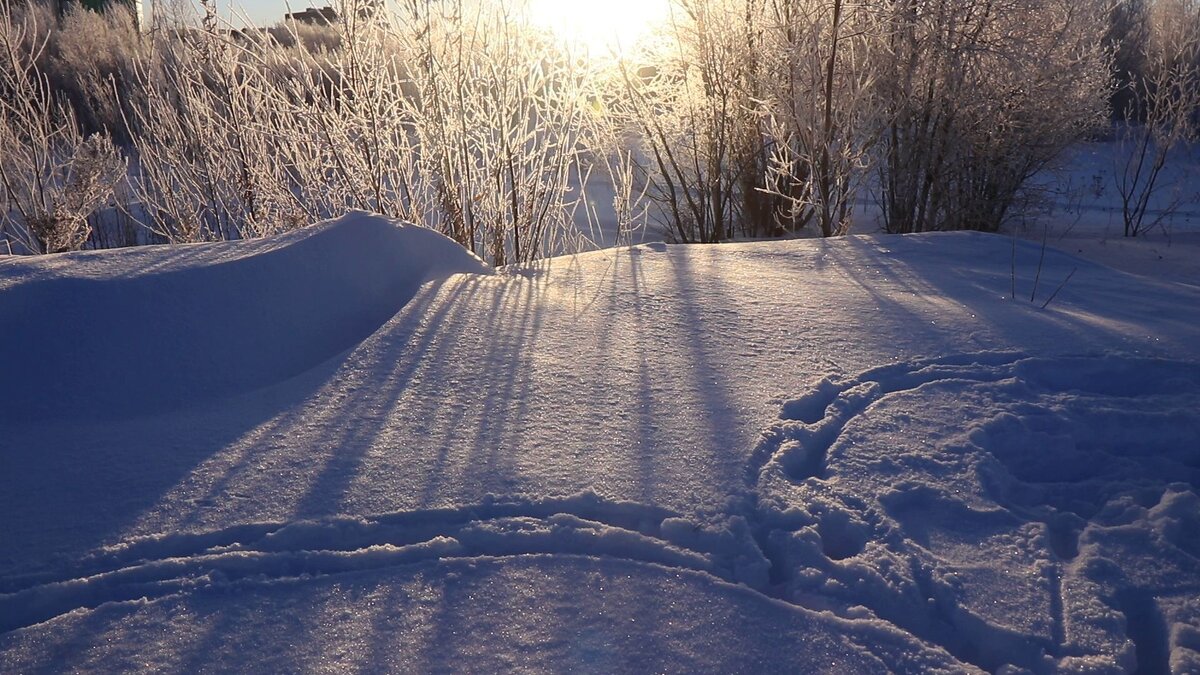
[1,0,1198,262]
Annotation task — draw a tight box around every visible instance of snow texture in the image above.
[0,212,489,421]
[2,212,1199,672]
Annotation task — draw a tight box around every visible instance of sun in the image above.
[525,0,671,57]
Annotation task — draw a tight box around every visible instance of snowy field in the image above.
[1009,139,1200,289]
[2,212,1199,672]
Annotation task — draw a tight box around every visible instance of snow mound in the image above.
[3,229,1198,671]
[0,490,971,672]
[753,353,1200,673]
[0,213,489,421]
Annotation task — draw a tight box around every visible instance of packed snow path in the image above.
[2,215,1198,671]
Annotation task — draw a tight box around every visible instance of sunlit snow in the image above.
[2,212,1198,672]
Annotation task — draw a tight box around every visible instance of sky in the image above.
[142,0,324,27]
[208,0,318,26]
[190,0,672,51]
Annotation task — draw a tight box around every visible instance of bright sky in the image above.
[526,0,672,55]
[198,0,671,53]
[201,0,319,26]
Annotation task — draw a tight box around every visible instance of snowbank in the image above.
[3,228,1198,673]
[0,213,489,421]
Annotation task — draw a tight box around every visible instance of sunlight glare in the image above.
[526,0,671,57]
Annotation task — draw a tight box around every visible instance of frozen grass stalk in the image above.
[0,0,125,254]
[1041,268,1077,310]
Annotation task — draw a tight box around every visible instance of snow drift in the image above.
[0,213,489,421]
[3,227,1199,673]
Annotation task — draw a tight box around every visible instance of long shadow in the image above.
[409,271,548,505]
[819,237,962,351]
[133,263,550,531]
[415,276,515,505]
[0,268,479,581]
[662,250,748,492]
[824,233,1200,358]
[247,278,480,521]
[624,248,666,504]
[86,249,564,552]
[461,275,547,498]
[416,556,678,673]
[163,274,497,525]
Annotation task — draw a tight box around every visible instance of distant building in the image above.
[285,6,338,25]
[286,1,383,25]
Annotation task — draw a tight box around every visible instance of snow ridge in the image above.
[0,213,490,422]
[0,491,770,635]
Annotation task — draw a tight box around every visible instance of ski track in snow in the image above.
[6,351,1197,673]
[0,492,770,637]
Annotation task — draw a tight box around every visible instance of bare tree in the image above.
[0,0,1124,260]
[758,0,884,237]
[1113,0,1200,237]
[390,0,596,264]
[877,0,1110,234]
[614,0,766,243]
[122,0,597,265]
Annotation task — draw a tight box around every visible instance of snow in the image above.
[0,213,489,421]
[1015,138,1200,287]
[2,211,1199,672]
[756,354,1200,672]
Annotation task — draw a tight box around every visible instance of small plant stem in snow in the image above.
[1010,229,1017,301]
[1031,224,1047,303]
[1041,267,1077,310]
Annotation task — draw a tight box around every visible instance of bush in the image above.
[0,0,1129,258]
[876,0,1111,234]
[0,0,125,254]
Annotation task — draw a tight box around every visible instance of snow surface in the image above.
[1013,139,1200,289]
[2,212,1199,672]
[0,214,489,421]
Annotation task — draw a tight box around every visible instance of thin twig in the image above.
[1010,228,1017,300]
[1030,224,1047,303]
[1040,267,1077,310]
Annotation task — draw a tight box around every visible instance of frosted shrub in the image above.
[876,0,1110,233]
[758,0,885,237]
[27,134,125,253]
[612,0,768,243]
[44,2,144,141]
[609,0,1110,241]
[386,0,597,264]
[0,0,1125,257]
[126,0,318,242]
[127,0,597,265]
[0,0,146,141]
[0,0,125,254]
